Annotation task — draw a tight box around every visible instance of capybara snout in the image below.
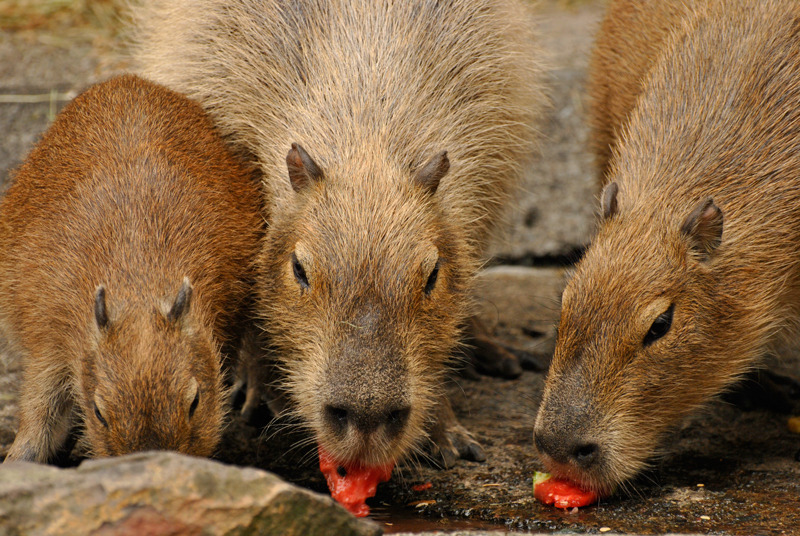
[321,346,412,455]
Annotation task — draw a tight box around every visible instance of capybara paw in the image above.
[446,423,486,462]
[425,426,485,468]
[426,417,486,468]
[469,345,522,379]
[5,440,38,463]
[516,349,550,372]
[427,437,460,469]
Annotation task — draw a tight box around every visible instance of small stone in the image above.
[409,500,437,508]
[599,527,612,532]
[788,416,800,434]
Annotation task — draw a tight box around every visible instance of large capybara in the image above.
[535,0,800,496]
[1,75,263,463]
[132,0,545,469]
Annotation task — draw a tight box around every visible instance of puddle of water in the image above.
[369,503,519,534]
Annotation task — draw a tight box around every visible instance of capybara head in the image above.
[82,279,224,457]
[534,183,739,495]
[260,144,472,467]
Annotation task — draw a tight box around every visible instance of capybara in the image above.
[1,75,263,463]
[535,0,800,496]
[132,0,545,468]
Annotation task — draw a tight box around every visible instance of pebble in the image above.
[409,500,437,508]
[787,416,800,434]
[599,527,612,533]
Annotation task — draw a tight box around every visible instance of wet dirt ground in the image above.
[1,1,799,534]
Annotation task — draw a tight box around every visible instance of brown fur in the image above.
[1,75,263,463]
[131,0,545,467]
[535,0,800,495]
[585,0,693,179]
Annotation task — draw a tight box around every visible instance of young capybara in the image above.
[132,0,545,469]
[535,0,800,496]
[0,75,263,463]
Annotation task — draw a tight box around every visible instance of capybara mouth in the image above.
[316,430,405,470]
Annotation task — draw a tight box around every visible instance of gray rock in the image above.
[0,451,381,536]
[488,3,605,260]
[475,265,566,361]
[0,345,20,460]
[0,30,124,195]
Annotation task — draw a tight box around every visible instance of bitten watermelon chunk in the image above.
[533,471,598,508]
[319,447,394,517]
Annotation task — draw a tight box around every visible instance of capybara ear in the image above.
[94,285,109,331]
[601,181,619,220]
[93,392,109,428]
[168,277,193,323]
[287,143,324,192]
[680,198,723,260]
[185,377,199,417]
[413,151,449,194]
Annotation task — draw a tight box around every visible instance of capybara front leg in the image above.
[5,366,73,464]
[231,327,270,423]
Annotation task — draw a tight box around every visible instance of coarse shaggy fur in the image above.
[132,0,545,467]
[535,0,800,496]
[0,75,263,463]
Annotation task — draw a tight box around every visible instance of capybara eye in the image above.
[643,304,674,347]
[291,252,309,289]
[94,402,109,428]
[424,260,440,295]
[189,389,200,418]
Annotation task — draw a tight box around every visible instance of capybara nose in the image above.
[534,428,600,469]
[324,404,411,438]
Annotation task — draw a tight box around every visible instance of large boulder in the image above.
[0,451,381,536]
